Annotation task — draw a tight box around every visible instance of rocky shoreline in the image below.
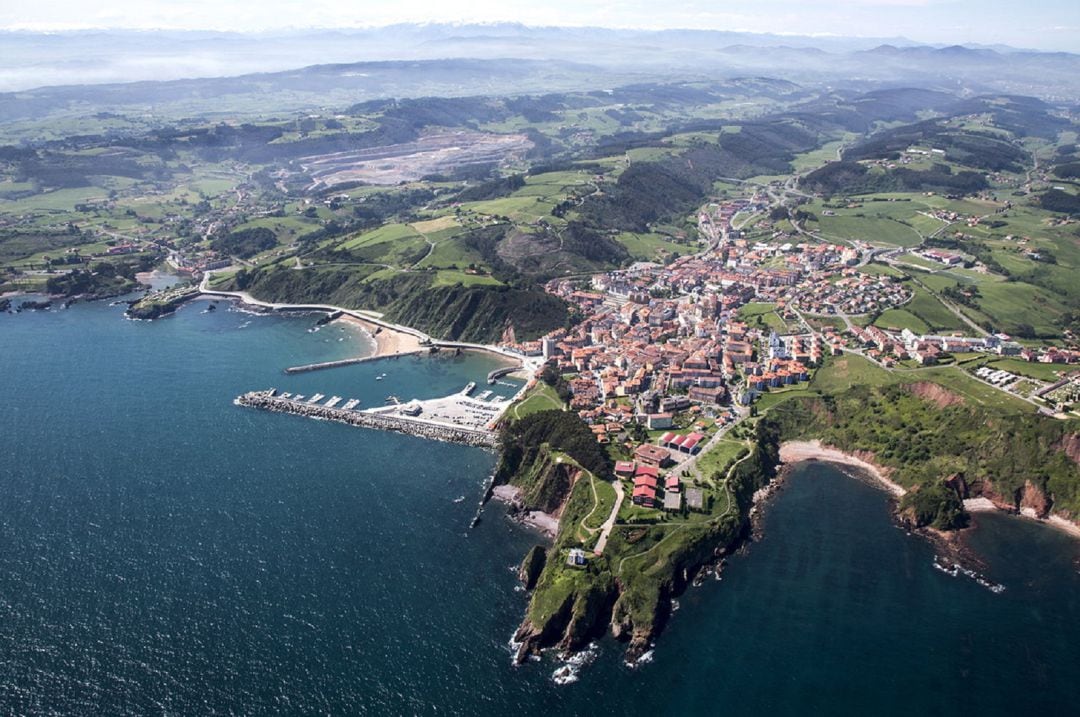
[766,448,1011,593]
[235,390,498,448]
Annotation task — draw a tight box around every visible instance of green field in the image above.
[859,262,906,278]
[904,283,968,332]
[737,302,788,331]
[461,196,555,222]
[814,214,923,247]
[694,439,749,482]
[755,386,817,413]
[339,223,420,250]
[415,237,486,270]
[616,232,690,260]
[509,382,565,420]
[874,308,930,333]
[980,357,1069,382]
[431,270,502,288]
[1,187,110,212]
[806,353,1033,413]
[809,354,898,394]
[969,281,1066,337]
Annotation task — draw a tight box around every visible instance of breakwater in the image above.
[235,390,498,448]
[284,350,428,374]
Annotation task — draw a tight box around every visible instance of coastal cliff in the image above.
[769,382,1080,532]
[219,267,568,343]
[501,412,782,662]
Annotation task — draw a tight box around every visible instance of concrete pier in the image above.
[284,350,428,374]
[235,390,498,448]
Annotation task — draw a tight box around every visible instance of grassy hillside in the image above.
[228,265,569,342]
[768,382,1080,528]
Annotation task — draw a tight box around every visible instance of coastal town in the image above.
[482,194,1080,524]
[141,181,1080,534]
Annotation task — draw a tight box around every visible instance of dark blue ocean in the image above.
[2,297,1079,715]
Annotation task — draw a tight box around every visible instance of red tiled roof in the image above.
[635,464,659,478]
[633,484,657,500]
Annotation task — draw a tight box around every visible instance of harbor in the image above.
[232,379,531,447]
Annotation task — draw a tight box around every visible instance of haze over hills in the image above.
[3,23,1080,106]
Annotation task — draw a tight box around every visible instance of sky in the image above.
[2,0,1079,52]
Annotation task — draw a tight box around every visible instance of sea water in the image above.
[2,299,1078,715]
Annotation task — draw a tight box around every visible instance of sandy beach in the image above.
[779,440,906,497]
[335,313,424,358]
[783,445,1080,541]
[963,497,998,512]
[1048,515,1080,539]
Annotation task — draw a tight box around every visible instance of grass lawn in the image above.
[509,382,565,420]
[874,308,930,334]
[461,196,554,222]
[798,353,1034,413]
[339,223,420,250]
[737,302,788,332]
[980,357,1069,382]
[415,237,487,270]
[905,283,968,332]
[694,439,748,481]
[859,262,907,278]
[811,214,923,248]
[583,479,618,532]
[431,270,502,288]
[810,354,897,393]
[409,216,459,234]
[971,281,1066,337]
[616,232,689,260]
[755,385,817,413]
[2,186,110,212]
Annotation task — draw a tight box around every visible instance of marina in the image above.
[235,389,500,447]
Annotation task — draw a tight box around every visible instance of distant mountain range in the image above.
[1,24,1078,122]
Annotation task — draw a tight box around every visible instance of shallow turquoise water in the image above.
[1,299,1078,715]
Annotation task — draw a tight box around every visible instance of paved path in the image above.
[593,480,624,555]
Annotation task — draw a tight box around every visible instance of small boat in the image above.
[453,496,466,504]
[375,375,383,381]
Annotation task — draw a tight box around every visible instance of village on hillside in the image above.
[496,196,1080,516]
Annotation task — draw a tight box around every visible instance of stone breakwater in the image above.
[235,390,498,448]
[284,351,428,374]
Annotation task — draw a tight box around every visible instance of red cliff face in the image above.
[1055,433,1080,467]
[906,381,965,408]
[970,478,1051,518]
[970,478,1018,512]
[1019,480,1051,518]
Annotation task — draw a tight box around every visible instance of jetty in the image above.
[235,390,498,448]
[284,350,429,374]
[486,366,518,384]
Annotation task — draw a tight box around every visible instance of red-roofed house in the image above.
[634,464,659,481]
[634,444,672,468]
[632,483,657,507]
